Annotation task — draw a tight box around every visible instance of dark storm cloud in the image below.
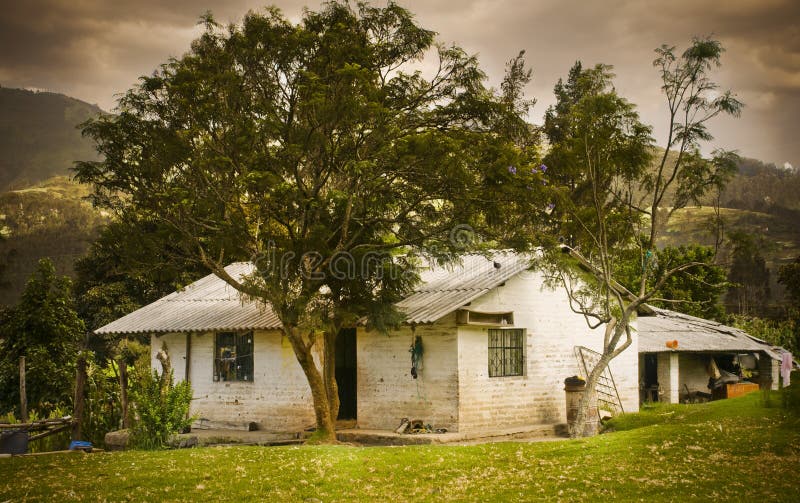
[1,0,797,165]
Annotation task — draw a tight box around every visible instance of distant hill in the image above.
[0,87,103,191]
[0,176,107,305]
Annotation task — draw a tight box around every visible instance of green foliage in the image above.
[73,1,541,437]
[780,377,800,414]
[720,156,800,212]
[0,177,106,306]
[74,1,538,332]
[0,258,84,415]
[725,231,772,317]
[0,405,71,453]
[619,245,727,320]
[729,315,798,354]
[540,61,653,324]
[778,256,800,308]
[81,358,122,447]
[129,367,193,450]
[74,217,205,360]
[539,38,740,437]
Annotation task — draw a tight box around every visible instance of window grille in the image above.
[214,331,254,382]
[488,328,524,377]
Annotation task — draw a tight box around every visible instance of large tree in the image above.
[541,37,741,436]
[76,2,538,442]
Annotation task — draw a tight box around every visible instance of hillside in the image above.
[660,206,799,310]
[0,176,106,305]
[0,87,103,191]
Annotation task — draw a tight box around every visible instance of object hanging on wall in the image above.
[410,335,423,379]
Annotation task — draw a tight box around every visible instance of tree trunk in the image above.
[156,344,172,393]
[323,329,340,423]
[118,360,130,429]
[570,352,611,438]
[19,356,27,422]
[72,351,88,441]
[284,327,336,443]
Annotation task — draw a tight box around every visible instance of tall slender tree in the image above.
[541,37,741,436]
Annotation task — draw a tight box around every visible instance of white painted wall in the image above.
[356,314,459,431]
[152,330,315,432]
[456,270,639,432]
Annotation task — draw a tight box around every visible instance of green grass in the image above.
[2,392,799,502]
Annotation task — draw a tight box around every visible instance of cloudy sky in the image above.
[1,0,798,167]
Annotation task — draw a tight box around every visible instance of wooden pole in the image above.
[19,356,28,422]
[185,333,191,383]
[72,350,87,441]
[119,360,130,429]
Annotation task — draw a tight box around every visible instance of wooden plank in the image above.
[726,382,759,399]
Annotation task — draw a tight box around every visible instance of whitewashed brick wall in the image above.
[457,270,639,432]
[152,330,315,432]
[356,314,459,431]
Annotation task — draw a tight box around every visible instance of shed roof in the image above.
[95,252,531,335]
[638,307,782,359]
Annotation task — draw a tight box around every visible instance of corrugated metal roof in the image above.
[638,307,780,358]
[95,263,281,335]
[397,252,530,324]
[95,252,532,335]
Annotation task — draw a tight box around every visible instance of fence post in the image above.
[19,356,28,422]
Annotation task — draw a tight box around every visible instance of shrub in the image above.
[129,367,193,449]
[82,358,122,447]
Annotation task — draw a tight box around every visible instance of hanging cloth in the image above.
[781,352,793,387]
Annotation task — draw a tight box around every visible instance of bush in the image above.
[781,372,800,415]
[82,358,122,447]
[129,368,193,449]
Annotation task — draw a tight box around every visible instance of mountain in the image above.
[0,176,107,305]
[0,87,103,191]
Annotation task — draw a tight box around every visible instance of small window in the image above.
[488,328,524,377]
[214,331,254,382]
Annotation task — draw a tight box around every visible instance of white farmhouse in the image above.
[95,252,640,436]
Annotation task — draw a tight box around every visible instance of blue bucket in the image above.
[69,440,92,452]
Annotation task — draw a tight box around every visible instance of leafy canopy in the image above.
[75,2,539,333]
[75,1,543,440]
[0,258,85,414]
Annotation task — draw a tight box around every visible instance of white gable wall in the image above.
[457,270,639,432]
[151,330,315,432]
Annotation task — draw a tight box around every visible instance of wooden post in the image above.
[19,356,28,422]
[72,351,87,441]
[185,333,191,383]
[118,360,130,429]
[184,334,192,423]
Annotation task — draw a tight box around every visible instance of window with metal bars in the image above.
[214,331,254,382]
[488,328,524,377]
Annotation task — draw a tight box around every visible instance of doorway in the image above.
[335,328,357,420]
[643,353,659,402]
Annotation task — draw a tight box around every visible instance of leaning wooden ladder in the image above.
[574,346,624,418]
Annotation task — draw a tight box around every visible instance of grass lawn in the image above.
[2,391,799,502]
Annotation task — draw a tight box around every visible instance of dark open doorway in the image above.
[643,353,659,402]
[335,328,357,420]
